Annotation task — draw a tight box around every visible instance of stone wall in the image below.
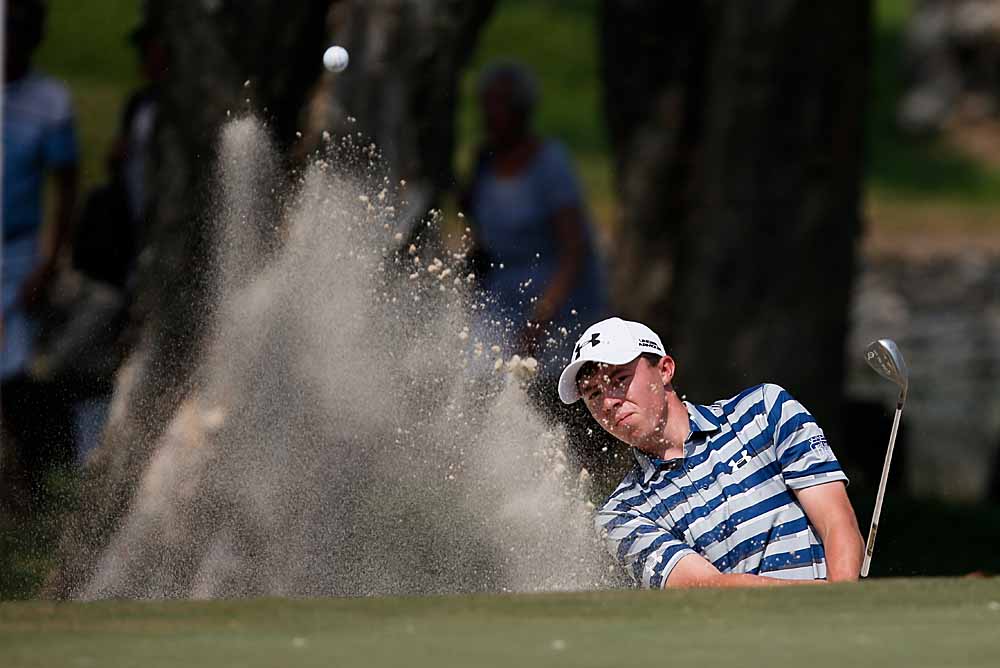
[848,248,1000,500]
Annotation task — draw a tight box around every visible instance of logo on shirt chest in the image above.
[728,449,751,474]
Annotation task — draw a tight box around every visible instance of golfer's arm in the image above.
[794,482,864,582]
[666,553,823,588]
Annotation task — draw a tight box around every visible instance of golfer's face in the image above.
[579,357,666,449]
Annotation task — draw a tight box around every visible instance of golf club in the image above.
[861,338,909,578]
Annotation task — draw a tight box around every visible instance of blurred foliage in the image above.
[867,0,1000,205]
[30,0,1000,229]
[36,0,141,83]
[33,0,141,194]
[460,0,606,156]
[455,0,613,224]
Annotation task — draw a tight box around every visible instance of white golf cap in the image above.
[558,317,666,404]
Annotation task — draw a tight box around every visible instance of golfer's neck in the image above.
[637,431,684,461]
[637,395,688,460]
[661,394,690,457]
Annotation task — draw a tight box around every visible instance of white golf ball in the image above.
[323,45,349,73]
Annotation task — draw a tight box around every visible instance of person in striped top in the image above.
[558,317,864,588]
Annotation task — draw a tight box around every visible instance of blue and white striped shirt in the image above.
[596,384,848,588]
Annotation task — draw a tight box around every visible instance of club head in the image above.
[864,339,909,402]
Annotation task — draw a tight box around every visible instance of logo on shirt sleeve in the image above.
[807,434,833,457]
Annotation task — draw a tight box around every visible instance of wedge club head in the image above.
[864,338,908,403]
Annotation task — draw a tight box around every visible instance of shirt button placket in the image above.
[688,465,712,505]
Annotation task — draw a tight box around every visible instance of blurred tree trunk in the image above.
[601,1,871,449]
[44,0,495,598]
[301,1,497,241]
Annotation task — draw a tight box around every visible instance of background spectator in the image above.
[463,62,608,384]
[39,15,168,464]
[2,0,80,503]
[462,61,615,482]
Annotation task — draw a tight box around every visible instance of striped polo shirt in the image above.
[596,383,848,589]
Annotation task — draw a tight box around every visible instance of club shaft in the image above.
[861,400,903,578]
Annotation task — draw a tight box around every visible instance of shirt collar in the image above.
[633,401,722,484]
[686,401,723,434]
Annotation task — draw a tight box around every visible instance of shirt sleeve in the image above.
[595,495,696,589]
[762,384,849,490]
[536,142,584,218]
[42,84,79,168]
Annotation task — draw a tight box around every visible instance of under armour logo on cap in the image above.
[574,332,601,360]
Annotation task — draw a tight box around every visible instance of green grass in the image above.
[1,579,999,667]
[0,470,82,601]
[33,0,141,193]
[0,517,55,602]
[461,0,606,156]
[0,511,58,601]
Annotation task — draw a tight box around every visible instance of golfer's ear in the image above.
[659,355,675,386]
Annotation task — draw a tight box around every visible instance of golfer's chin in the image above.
[611,418,651,449]
[631,439,666,457]
[617,422,669,455]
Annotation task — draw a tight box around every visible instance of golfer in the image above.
[558,317,864,588]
